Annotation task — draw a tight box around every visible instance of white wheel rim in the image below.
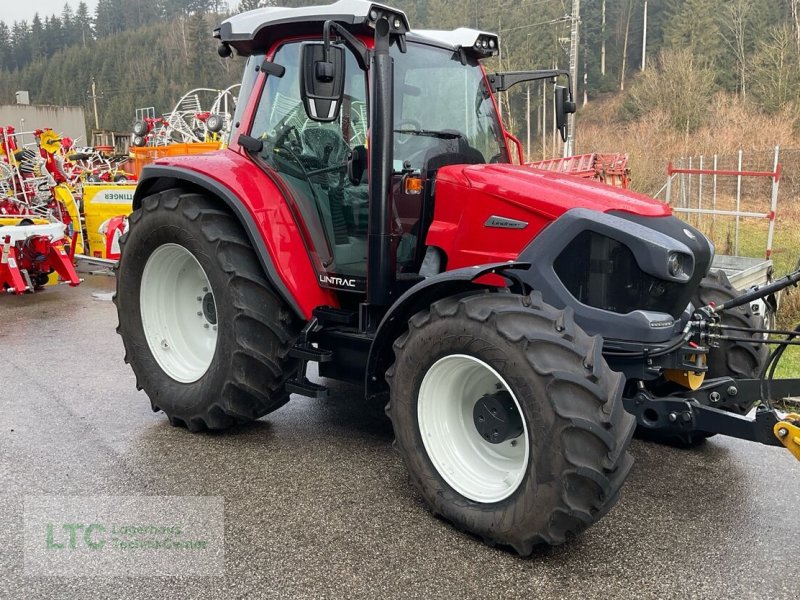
[417,354,530,503]
[140,243,218,383]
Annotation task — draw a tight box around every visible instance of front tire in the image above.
[387,292,635,555]
[115,190,299,431]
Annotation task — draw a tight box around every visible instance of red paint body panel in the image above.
[426,163,671,270]
[154,150,339,318]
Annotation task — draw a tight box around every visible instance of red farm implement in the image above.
[529,152,630,188]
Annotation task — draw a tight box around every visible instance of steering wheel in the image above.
[269,123,352,181]
[299,127,352,176]
[270,122,304,155]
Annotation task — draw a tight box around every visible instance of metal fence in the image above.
[654,147,783,258]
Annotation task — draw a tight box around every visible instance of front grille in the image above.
[553,230,688,317]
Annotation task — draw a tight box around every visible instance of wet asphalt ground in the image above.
[1,275,799,599]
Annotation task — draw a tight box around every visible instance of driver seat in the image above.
[422,133,485,174]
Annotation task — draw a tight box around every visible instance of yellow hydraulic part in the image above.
[52,184,84,254]
[663,354,706,390]
[38,129,62,154]
[0,216,49,226]
[774,413,800,461]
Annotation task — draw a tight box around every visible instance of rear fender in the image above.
[365,262,529,400]
[134,163,336,319]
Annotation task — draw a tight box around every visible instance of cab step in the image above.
[286,377,329,399]
[312,306,357,326]
[289,343,333,362]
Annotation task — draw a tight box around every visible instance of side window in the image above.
[251,43,369,277]
[228,53,263,144]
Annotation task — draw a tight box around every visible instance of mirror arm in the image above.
[322,20,371,71]
[488,69,571,93]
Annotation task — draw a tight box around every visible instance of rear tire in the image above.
[642,270,771,447]
[692,270,769,413]
[115,189,299,431]
[387,292,635,555]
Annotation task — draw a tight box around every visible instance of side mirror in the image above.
[300,42,345,122]
[347,145,367,186]
[554,85,577,142]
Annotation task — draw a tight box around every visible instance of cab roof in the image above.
[215,0,498,58]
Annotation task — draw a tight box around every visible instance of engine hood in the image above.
[438,163,671,219]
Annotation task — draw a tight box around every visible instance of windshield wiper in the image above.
[393,129,464,140]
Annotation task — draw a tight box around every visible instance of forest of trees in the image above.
[0,0,797,136]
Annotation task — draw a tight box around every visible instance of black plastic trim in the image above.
[512,208,706,344]
[260,59,286,77]
[134,164,304,318]
[364,262,527,399]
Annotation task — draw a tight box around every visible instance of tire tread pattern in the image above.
[386,292,635,555]
[692,269,769,412]
[114,190,298,431]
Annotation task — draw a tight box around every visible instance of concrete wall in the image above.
[0,105,87,145]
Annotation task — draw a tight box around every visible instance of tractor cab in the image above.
[218,3,513,306]
[214,1,580,322]
[245,34,507,284]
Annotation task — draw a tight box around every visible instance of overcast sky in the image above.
[3,0,100,24]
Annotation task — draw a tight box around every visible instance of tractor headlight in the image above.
[366,5,409,33]
[667,252,691,278]
[470,34,500,57]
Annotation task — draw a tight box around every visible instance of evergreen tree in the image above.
[61,4,77,48]
[10,20,31,71]
[187,11,210,80]
[0,22,10,71]
[30,15,44,61]
[94,0,118,38]
[663,0,724,70]
[75,2,93,48]
[44,16,65,57]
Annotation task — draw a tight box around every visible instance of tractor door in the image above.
[249,42,370,293]
[389,42,510,273]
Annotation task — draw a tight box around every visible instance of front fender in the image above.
[364,262,529,400]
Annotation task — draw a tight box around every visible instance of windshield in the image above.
[391,42,508,171]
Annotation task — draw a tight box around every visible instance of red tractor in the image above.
[116,1,800,554]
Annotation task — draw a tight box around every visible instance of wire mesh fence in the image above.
[652,147,800,271]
